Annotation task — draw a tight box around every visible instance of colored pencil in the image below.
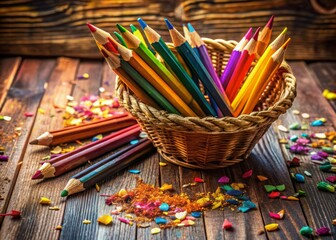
[225,28,260,102]
[61,138,154,197]
[113,31,127,47]
[232,28,287,116]
[182,24,201,87]
[29,113,135,146]
[255,16,274,58]
[165,18,233,117]
[187,23,226,117]
[220,28,253,89]
[138,18,216,117]
[87,23,159,108]
[188,23,224,94]
[38,124,141,166]
[101,47,180,115]
[31,125,142,179]
[117,24,201,117]
[130,24,156,55]
[242,38,290,114]
[130,24,147,46]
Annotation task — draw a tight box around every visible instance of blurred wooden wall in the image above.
[0,0,335,60]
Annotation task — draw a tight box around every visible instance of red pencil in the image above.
[225,28,260,102]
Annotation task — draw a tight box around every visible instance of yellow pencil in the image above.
[242,38,290,114]
[232,28,287,116]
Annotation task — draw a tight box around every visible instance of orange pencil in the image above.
[242,38,290,114]
[255,16,274,58]
[225,28,260,102]
[232,28,287,116]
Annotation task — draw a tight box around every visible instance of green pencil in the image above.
[138,18,216,117]
[165,19,233,117]
[130,24,156,55]
[113,31,127,47]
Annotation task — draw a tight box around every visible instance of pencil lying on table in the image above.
[31,124,141,179]
[61,138,154,197]
[29,113,136,146]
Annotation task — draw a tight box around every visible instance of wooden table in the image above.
[0,57,335,239]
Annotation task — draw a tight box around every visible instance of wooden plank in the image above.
[0,58,76,240]
[56,60,104,240]
[273,61,336,239]
[0,58,56,228]
[0,0,179,58]
[308,62,336,112]
[0,57,21,109]
[59,60,160,240]
[0,0,335,60]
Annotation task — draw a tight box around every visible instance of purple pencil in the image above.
[188,23,225,94]
[220,28,253,90]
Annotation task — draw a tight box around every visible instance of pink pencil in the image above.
[221,28,253,89]
[225,28,260,102]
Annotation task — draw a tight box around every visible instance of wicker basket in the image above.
[116,38,296,169]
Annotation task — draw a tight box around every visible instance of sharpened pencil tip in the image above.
[245,28,253,40]
[100,48,109,58]
[61,190,69,197]
[29,139,38,145]
[31,170,43,180]
[130,24,137,33]
[116,24,126,33]
[164,18,174,30]
[252,27,260,41]
[266,15,275,29]
[187,23,195,33]
[281,38,291,49]
[137,18,147,29]
[104,41,118,54]
[281,27,288,35]
[87,23,97,33]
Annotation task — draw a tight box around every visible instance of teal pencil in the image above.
[61,138,155,197]
[165,19,233,117]
[138,18,216,117]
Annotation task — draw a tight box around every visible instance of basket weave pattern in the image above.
[117,39,296,169]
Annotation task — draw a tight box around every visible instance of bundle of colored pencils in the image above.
[88,15,290,118]
[31,122,156,196]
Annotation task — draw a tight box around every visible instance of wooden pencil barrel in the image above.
[116,38,296,169]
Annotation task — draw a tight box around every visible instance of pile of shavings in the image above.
[62,94,124,127]
[105,178,253,228]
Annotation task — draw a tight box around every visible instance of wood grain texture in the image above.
[0,57,21,109]
[308,62,336,112]
[0,58,57,235]
[272,61,336,239]
[1,59,336,239]
[180,0,336,60]
[0,0,335,60]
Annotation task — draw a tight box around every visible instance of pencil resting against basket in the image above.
[88,16,296,169]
